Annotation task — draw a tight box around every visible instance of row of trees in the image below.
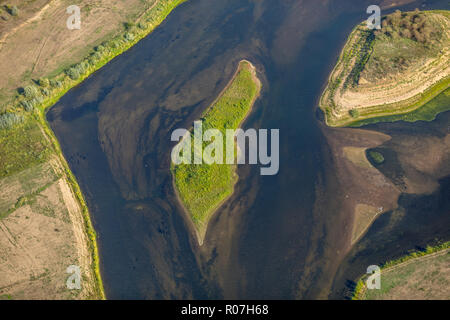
[11,0,181,119]
[1,0,174,131]
[14,15,142,115]
[344,30,375,88]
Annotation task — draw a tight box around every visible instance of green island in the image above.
[0,0,185,299]
[172,60,261,245]
[352,241,450,300]
[367,150,385,165]
[319,9,450,127]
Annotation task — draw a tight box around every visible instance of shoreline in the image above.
[172,60,262,246]
[39,113,105,299]
[1,0,188,299]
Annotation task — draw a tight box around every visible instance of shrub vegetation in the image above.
[367,150,385,164]
[5,5,18,16]
[0,113,24,129]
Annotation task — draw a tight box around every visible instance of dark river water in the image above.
[47,0,450,299]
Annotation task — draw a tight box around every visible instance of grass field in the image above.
[172,60,261,244]
[0,161,59,219]
[363,251,449,300]
[0,118,52,178]
[353,242,450,300]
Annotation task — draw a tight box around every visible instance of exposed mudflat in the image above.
[330,109,450,298]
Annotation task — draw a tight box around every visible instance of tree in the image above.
[11,5,18,16]
[413,30,425,43]
[391,10,402,27]
[66,68,80,80]
[23,85,40,99]
[6,5,19,16]
[393,9,402,20]
[0,113,24,129]
[38,78,49,87]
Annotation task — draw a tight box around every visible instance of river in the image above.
[47,0,450,299]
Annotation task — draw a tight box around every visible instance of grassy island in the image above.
[319,9,450,127]
[172,60,261,245]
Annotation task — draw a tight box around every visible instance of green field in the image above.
[0,118,52,179]
[349,87,450,127]
[172,61,261,244]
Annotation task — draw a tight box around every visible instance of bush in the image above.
[38,78,50,87]
[349,109,360,118]
[124,22,134,30]
[124,32,135,42]
[368,150,385,164]
[34,94,44,103]
[378,9,438,44]
[88,57,97,65]
[22,85,40,99]
[90,51,102,62]
[74,61,88,74]
[11,5,18,16]
[109,39,121,49]
[20,100,35,112]
[41,88,50,96]
[66,68,80,80]
[0,113,24,129]
[50,79,62,88]
[138,21,147,30]
[6,5,18,16]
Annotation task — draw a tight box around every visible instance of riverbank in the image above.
[352,241,450,300]
[319,10,449,127]
[172,60,261,246]
[0,0,186,299]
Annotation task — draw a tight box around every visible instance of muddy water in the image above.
[47,0,449,299]
[330,109,450,299]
